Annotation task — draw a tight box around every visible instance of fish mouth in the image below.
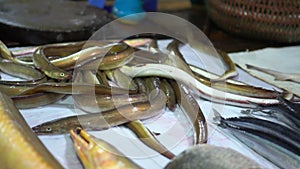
[70,127,91,145]
[32,126,39,133]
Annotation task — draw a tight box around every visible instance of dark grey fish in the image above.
[214,110,300,156]
[230,129,300,169]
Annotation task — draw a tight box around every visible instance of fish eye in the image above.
[60,72,65,77]
[46,127,52,132]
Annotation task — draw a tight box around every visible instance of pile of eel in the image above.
[0,38,298,168]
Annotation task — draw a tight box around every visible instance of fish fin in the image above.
[283,92,294,101]
[274,76,289,81]
[245,100,264,111]
[212,109,225,126]
[245,64,256,70]
[240,109,253,115]
[152,131,161,136]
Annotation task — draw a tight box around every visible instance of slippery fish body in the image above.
[0,61,46,84]
[170,81,207,144]
[216,114,300,156]
[190,65,278,99]
[277,95,300,115]
[212,49,238,81]
[0,40,13,60]
[70,128,141,169]
[32,90,166,135]
[142,76,177,111]
[33,46,71,80]
[75,93,149,113]
[12,93,66,109]
[126,120,175,159]
[166,39,238,81]
[262,105,300,130]
[71,43,134,71]
[0,83,36,96]
[33,102,150,134]
[0,61,47,96]
[96,43,135,70]
[119,63,280,107]
[0,92,63,169]
[105,68,137,90]
[20,82,137,95]
[230,129,300,169]
[103,67,174,160]
[166,40,184,60]
[250,97,300,130]
[133,78,148,94]
[189,65,245,85]
[246,64,300,84]
[150,40,280,102]
[159,79,176,111]
[96,70,110,86]
[32,41,133,80]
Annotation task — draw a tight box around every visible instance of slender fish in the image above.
[189,65,245,85]
[126,120,175,159]
[0,92,63,169]
[171,80,208,144]
[98,67,174,160]
[159,79,176,111]
[247,64,300,84]
[0,61,46,84]
[166,40,184,60]
[70,128,141,169]
[249,98,300,130]
[211,49,238,81]
[12,93,66,109]
[230,129,300,169]
[133,78,148,94]
[105,69,137,90]
[166,40,247,98]
[190,65,278,99]
[120,63,280,107]
[0,40,13,60]
[32,90,166,134]
[75,93,149,113]
[20,82,137,95]
[214,111,300,156]
[0,83,36,96]
[33,46,71,80]
[96,70,110,86]
[166,39,238,81]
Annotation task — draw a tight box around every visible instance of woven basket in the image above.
[206,0,300,43]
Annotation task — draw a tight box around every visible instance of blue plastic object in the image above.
[88,0,105,9]
[113,0,144,18]
[113,0,147,23]
[143,0,157,12]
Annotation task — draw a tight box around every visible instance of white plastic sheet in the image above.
[10,40,292,169]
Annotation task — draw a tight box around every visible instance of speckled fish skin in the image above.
[0,92,63,169]
[165,145,262,169]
